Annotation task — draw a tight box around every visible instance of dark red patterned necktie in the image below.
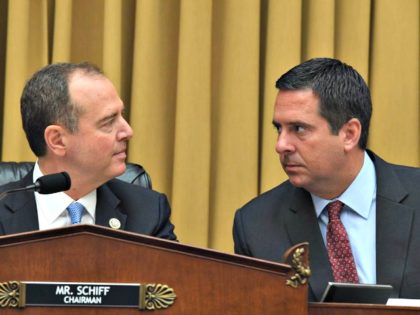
[326,201,359,283]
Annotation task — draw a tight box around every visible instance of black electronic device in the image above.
[320,282,394,304]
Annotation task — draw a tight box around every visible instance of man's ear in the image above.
[341,118,362,152]
[44,125,68,156]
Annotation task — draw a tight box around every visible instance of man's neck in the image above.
[312,149,365,200]
[37,159,101,200]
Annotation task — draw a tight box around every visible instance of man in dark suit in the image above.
[0,62,176,240]
[233,58,420,301]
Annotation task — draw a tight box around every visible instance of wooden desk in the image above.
[0,225,309,315]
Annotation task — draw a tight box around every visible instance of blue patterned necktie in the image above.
[67,202,84,224]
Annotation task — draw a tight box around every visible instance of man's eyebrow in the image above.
[290,120,312,127]
[96,105,126,125]
[96,112,118,125]
[272,120,313,129]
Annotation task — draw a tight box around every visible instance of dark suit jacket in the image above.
[0,170,176,240]
[233,151,420,301]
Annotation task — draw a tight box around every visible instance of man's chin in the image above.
[288,176,307,189]
[110,162,127,179]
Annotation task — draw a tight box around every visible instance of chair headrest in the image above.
[0,162,152,189]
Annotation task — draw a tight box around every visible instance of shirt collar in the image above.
[311,151,376,219]
[33,162,97,224]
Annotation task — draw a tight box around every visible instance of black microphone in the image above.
[0,172,71,200]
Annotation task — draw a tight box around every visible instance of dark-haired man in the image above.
[0,63,176,240]
[233,58,420,301]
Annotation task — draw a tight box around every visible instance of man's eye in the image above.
[99,119,115,131]
[273,124,282,133]
[294,125,305,133]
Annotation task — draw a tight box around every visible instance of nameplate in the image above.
[0,281,176,310]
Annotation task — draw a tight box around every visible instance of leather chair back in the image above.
[0,162,152,189]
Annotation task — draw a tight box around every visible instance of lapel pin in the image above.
[109,218,121,230]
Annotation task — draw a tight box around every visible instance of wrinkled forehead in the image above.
[69,72,123,122]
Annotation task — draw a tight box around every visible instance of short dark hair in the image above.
[275,58,372,149]
[21,62,103,157]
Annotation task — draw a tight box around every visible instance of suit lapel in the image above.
[376,198,412,293]
[2,177,129,233]
[284,188,333,301]
[372,152,412,294]
[1,172,40,234]
[94,183,127,230]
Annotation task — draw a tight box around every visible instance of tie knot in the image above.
[327,200,344,220]
[67,201,84,224]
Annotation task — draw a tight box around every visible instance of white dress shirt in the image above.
[33,162,97,230]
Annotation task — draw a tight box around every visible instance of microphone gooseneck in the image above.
[0,172,71,201]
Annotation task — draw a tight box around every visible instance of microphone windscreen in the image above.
[35,172,71,194]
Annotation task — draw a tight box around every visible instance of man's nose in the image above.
[119,117,133,140]
[275,131,295,154]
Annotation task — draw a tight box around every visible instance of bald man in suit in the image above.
[0,62,176,240]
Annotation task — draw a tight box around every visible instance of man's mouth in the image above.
[114,149,127,158]
[284,163,300,170]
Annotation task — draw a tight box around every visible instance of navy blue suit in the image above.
[0,170,176,240]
